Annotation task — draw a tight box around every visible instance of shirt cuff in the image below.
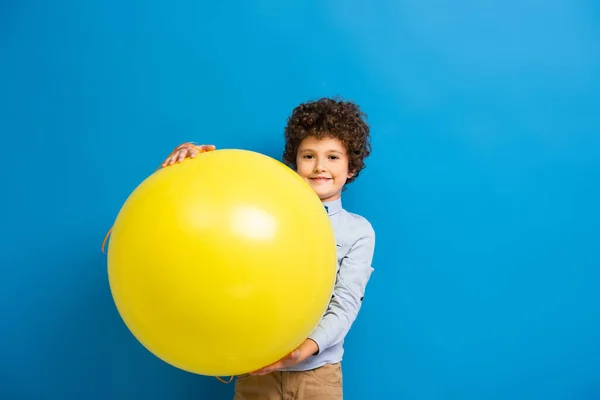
[308,327,328,356]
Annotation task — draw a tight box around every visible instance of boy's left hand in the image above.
[250,339,319,376]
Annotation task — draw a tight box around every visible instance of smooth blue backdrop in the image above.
[1,1,599,399]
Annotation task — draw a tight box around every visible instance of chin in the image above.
[308,183,339,201]
[318,192,338,201]
[313,190,328,199]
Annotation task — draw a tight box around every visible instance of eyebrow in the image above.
[299,148,344,154]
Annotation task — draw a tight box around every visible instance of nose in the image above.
[314,157,326,172]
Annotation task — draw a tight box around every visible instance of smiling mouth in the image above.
[310,177,332,183]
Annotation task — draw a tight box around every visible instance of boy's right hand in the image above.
[162,143,216,167]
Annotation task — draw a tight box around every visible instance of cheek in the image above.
[295,161,311,177]
[332,165,350,180]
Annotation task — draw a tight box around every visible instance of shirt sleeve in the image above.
[308,223,375,354]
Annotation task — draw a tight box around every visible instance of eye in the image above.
[303,154,314,159]
[328,155,339,160]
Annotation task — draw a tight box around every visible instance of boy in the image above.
[162,98,375,400]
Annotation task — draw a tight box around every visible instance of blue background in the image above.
[1,1,599,399]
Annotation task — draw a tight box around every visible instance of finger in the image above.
[193,144,216,154]
[176,150,187,163]
[258,370,273,376]
[250,361,281,376]
[250,369,265,376]
[249,368,266,376]
[201,144,216,152]
[167,152,178,165]
[251,367,275,376]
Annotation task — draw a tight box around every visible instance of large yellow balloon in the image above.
[107,149,336,377]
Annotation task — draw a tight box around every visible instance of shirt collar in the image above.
[323,198,342,216]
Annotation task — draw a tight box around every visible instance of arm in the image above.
[308,225,376,354]
[249,224,375,375]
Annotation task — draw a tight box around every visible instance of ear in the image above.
[347,170,356,179]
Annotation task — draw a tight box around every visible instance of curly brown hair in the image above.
[282,97,371,185]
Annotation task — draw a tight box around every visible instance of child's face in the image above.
[295,135,354,202]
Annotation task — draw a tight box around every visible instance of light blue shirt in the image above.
[284,197,376,371]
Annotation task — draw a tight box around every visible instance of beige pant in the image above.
[233,363,343,400]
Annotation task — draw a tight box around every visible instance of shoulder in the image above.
[336,210,376,267]
[339,209,375,243]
